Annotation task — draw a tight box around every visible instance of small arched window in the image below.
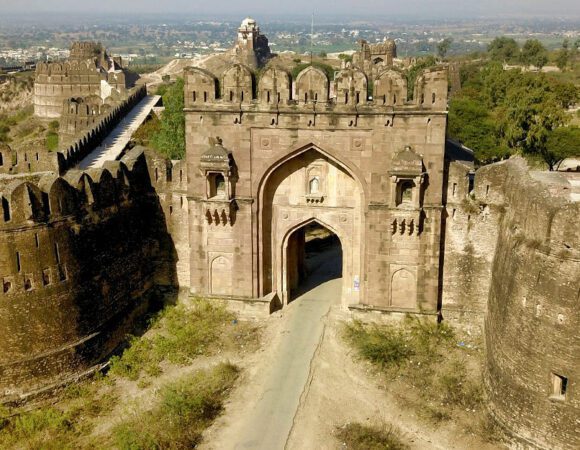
[356,92,360,104]
[241,91,244,102]
[204,91,208,102]
[193,91,197,102]
[0,152,4,166]
[393,94,397,105]
[309,177,320,194]
[230,91,234,101]
[432,93,436,104]
[345,92,349,104]
[421,93,425,104]
[397,180,415,206]
[267,91,271,103]
[215,174,226,196]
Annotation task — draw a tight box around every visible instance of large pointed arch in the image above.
[255,142,369,206]
[256,143,365,304]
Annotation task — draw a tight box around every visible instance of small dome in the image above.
[200,138,232,169]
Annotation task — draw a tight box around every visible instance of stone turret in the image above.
[232,17,271,68]
[353,38,397,79]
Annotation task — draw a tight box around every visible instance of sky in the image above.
[0,0,579,19]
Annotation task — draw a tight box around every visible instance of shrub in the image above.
[0,408,76,449]
[342,317,483,424]
[109,298,249,380]
[336,423,409,450]
[343,320,412,368]
[46,131,59,151]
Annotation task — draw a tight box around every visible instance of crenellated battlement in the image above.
[184,64,448,112]
[0,148,178,402]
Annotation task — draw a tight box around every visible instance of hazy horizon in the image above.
[0,0,579,20]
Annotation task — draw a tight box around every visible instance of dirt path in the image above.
[201,247,342,450]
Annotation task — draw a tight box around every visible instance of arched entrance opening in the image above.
[258,145,364,308]
[285,221,343,303]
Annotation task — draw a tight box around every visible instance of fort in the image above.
[33,41,138,119]
[0,18,577,450]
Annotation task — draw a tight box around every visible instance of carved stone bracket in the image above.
[305,194,324,204]
[391,209,422,236]
[204,199,237,226]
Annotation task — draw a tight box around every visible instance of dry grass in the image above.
[336,422,409,450]
[0,297,260,449]
[109,297,259,380]
[111,363,239,449]
[343,317,484,424]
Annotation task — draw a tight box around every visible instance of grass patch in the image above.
[46,131,59,151]
[0,408,77,450]
[112,363,239,449]
[343,317,483,423]
[109,297,257,380]
[336,423,409,450]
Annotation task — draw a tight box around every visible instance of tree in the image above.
[448,96,511,163]
[338,53,353,63]
[544,126,580,170]
[555,39,570,71]
[497,75,568,167]
[520,39,548,69]
[487,37,519,63]
[151,78,185,159]
[437,38,453,59]
[552,82,578,109]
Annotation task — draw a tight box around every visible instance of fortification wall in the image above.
[55,86,147,173]
[1,86,146,178]
[481,159,579,449]
[0,149,178,402]
[441,160,509,332]
[143,149,190,288]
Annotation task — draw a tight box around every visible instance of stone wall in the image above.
[480,159,579,450]
[441,157,508,332]
[143,148,190,288]
[0,86,146,178]
[0,148,178,402]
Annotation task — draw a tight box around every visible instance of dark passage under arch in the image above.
[286,222,343,302]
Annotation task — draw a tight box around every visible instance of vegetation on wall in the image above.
[45,120,59,151]
[405,56,437,99]
[149,78,185,160]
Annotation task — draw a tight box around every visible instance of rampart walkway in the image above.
[77,95,160,169]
